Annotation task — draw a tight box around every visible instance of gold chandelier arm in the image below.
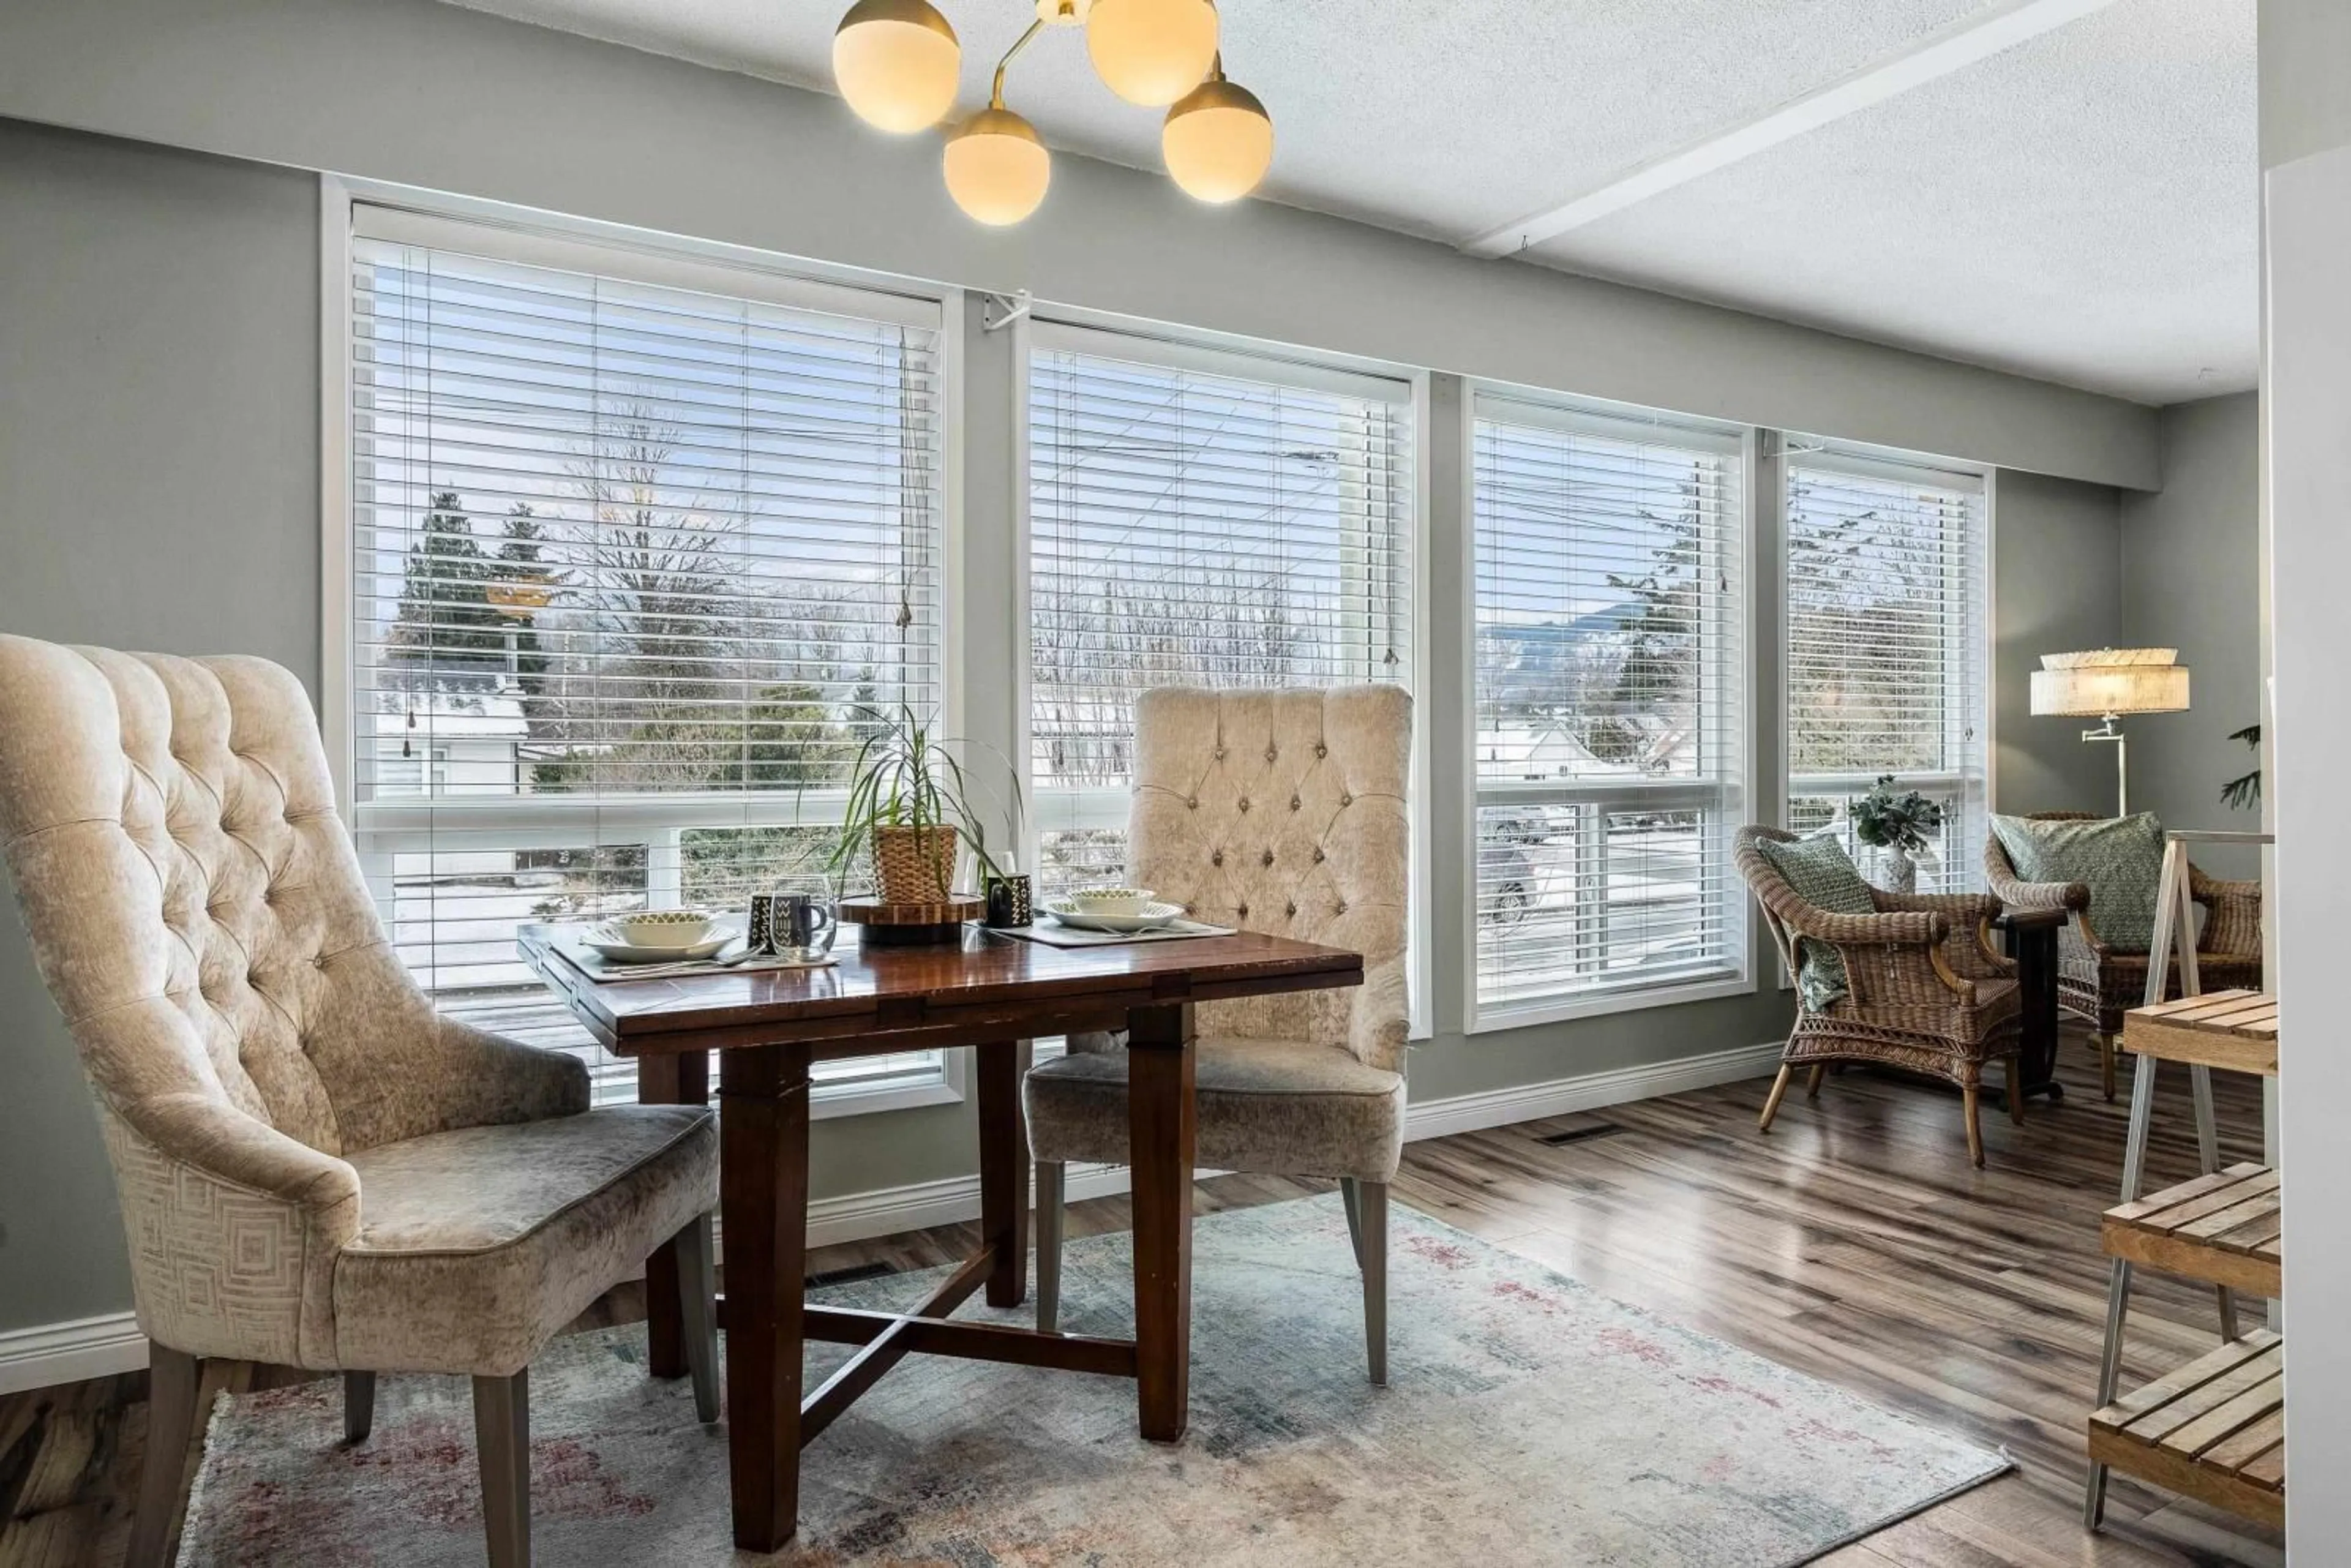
[991,17,1048,108]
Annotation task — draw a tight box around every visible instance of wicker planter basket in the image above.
[872,823,959,904]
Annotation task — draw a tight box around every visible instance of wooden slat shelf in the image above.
[2103,1163,2281,1297]
[2121,989,2279,1075]
[2089,1330,2285,1529]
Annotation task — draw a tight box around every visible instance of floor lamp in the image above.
[2030,648,2191,817]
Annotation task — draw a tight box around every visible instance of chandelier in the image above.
[832,0,1273,225]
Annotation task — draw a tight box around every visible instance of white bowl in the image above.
[1066,887,1157,917]
[609,910,717,950]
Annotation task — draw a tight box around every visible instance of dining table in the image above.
[517,919,1364,1552]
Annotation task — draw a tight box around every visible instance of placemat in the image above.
[1001,917,1236,948]
[547,926,839,983]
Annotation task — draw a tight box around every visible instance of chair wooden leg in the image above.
[1339,1177,1365,1270]
[342,1371,377,1446]
[1803,1064,1826,1101]
[676,1210,721,1424]
[1963,1084,1985,1168]
[1357,1180,1389,1387]
[1758,1064,1796,1133]
[2006,1053,2028,1127]
[1035,1160,1065,1334]
[2099,1033,2117,1101]
[128,1345,201,1568]
[471,1370,531,1568]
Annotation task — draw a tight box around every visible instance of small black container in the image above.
[984,872,1033,929]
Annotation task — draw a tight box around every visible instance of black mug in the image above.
[984,872,1033,929]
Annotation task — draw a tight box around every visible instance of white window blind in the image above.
[1471,392,1747,1019]
[1784,449,1989,891]
[344,207,948,1106]
[1025,323,1414,891]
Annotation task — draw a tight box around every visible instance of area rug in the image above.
[178,1195,2006,1566]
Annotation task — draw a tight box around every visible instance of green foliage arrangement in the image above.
[1850,775,1944,854]
[829,703,1020,898]
[2221,724,2262,812]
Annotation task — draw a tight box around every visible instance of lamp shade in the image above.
[833,0,962,134]
[1162,75,1272,201]
[943,107,1051,225]
[2029,648,2191,717]
[1087,0,1218,106]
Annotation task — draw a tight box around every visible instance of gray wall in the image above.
[0,108,2135,1338]
[2121,394,2263,879]
[0,122,321,1330]
[1993,473,2129,814]
[0,0,2159,490]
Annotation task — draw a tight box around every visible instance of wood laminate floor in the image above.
[0,1037,2284,1566]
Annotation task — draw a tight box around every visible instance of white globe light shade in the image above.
[1162,77,1271,203]
[1086,0,1218,107]
[943,108,1052,225]
[833,0,961,134]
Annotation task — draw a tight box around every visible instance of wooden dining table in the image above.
[517,920,1363,1552]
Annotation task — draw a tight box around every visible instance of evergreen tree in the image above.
[1594,473,1706,767]
[495,505,557,695]
[388,492,505,664]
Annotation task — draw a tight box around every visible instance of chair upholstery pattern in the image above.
[1984,810,2263,1038]
[1026,685,1412,1182]
[0,636,714,1375]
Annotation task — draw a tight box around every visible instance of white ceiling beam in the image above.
[1458,0,2128,259]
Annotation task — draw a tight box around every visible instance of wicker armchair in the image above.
[1984,811,2262,1100]
[1737,827,2025,1167]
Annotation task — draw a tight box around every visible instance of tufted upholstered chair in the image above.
[0,636,720,1568]
[1024,686,1411,1382]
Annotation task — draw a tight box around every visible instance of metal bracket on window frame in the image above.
[982,290,1034,333]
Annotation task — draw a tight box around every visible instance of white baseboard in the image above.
[1398,1040,1785,1142]
[0,1043,1782,1398]
[0,1310,147,1396]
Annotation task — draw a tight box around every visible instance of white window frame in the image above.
[1461,386,1758,1033]
[1779,441,1992,896]
[1010,309,1433,1040]
[318,175,969,1118]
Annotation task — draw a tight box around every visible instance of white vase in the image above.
[1880,844,1918,895]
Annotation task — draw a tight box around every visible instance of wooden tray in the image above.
[2089,1330,2285,1529]
[840,894,983,946]
[2121,989,2278,1075]
[2103,1163,2281,1297]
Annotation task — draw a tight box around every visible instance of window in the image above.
[1024,323,1415,892]
[340,204,951,1107]
[1783,449,1989,891]
[1471,392,1747,1021]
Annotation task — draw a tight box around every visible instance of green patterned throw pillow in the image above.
[1755,835,1877,1012]
[1990,812,2165,953]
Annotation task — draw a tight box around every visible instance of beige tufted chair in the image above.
[1024,686,1412,1382]
[0,636,720,1568]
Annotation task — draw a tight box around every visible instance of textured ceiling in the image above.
[435,0,2258,405]
[1531,0,2259,403]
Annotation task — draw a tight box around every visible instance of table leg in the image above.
[1995,918,2063,1102]
[718,1043,811,1553]
[639,1049,710,1379]
[977,1040,1033,1308]
[1127,1002,1197,1442]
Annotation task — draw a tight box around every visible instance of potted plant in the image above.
[1851,775,1943,895]
[830,703,1017,906]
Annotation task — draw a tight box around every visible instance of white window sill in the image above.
[1467,971,1757,1034]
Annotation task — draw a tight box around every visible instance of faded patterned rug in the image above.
[179,1195,2006,1566]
